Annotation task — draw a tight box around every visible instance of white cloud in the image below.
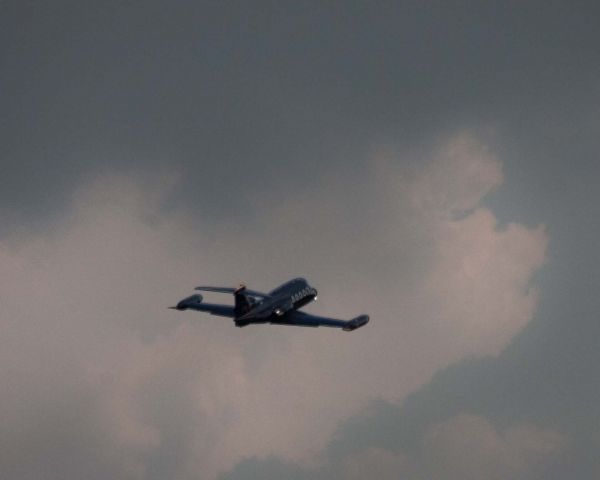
[230,415,565,480]
[0,133,548,478]
[335,447,410,480]
[421,414,565,480]
[326,415,565,480]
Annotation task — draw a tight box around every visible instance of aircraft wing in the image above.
[283,311,370,331]
[236,301,275,321]
[169,294,235,317]
[186,303,236,317]
[195,286,271,299]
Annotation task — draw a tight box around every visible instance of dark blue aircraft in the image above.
[170,277,369,331]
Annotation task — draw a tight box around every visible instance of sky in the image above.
[1,1,599,479]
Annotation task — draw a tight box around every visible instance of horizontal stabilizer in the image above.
[195,286,236,294]
[195,286,270,299]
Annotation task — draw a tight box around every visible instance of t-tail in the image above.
[234,284,253,317]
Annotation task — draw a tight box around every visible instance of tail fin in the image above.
[234,285,252,317]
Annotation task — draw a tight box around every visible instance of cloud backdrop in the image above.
[2,2,599,479]
[0,132,547,478]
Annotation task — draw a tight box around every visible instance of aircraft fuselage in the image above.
[268,277,318,313]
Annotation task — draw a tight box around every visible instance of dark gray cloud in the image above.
[2,1,599,226]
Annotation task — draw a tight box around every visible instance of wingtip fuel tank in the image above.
[171,294,203,310]
[343,315,370,331]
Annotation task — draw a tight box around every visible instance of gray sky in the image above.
[1,2,599,479]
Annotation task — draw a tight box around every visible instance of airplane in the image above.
[170,277,369,331]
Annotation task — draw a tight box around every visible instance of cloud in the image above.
[0,132,547,478]
[419,414,565,480]
[223,415,565,480]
